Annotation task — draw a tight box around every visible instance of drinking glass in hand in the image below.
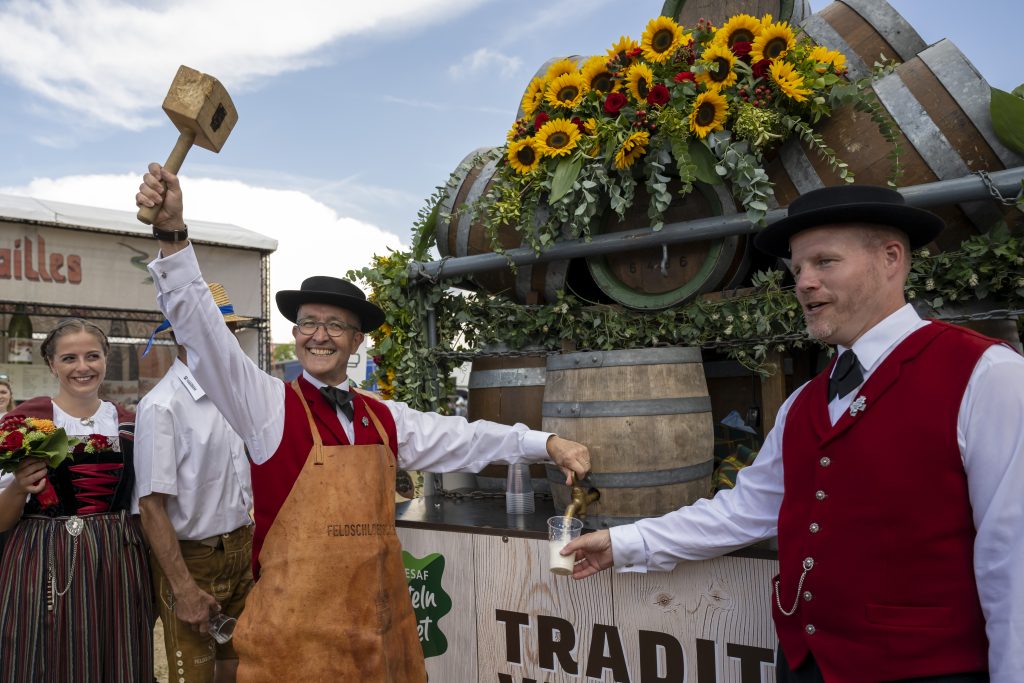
[208,613,237,644]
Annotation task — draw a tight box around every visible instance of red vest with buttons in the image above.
[248,376,398,577]
[775,321,996,681]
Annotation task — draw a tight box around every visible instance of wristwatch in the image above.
[152,224,189,242]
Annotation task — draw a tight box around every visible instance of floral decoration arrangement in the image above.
[0,415,74,474]
[464,13,896,253]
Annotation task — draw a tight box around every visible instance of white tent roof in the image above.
[0,192,277,252]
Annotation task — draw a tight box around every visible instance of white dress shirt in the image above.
[146,244,552,479]
[131,358,252,540]
[610,304,1024,681]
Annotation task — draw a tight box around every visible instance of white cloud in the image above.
[0,0,487,131]
[448,48,522,79]
[2,173,406,342]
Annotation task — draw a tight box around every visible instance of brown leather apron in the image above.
[234,381,426,682]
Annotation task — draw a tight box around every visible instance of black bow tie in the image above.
[828,350,864,403]
[320,385,355,421]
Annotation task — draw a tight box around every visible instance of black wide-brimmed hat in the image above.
[754,185,946,259]
[275,276,385,332]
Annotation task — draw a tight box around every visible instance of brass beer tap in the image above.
[564,474,600,520]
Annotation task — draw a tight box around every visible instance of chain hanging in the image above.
[974,170,1024,206]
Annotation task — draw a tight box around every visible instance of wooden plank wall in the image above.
[398,527,779,682]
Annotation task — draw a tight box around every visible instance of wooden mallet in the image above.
[137,65,238,224]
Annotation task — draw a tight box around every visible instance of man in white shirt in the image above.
[136,163,592,682]
[564,185,1024,683]
[133,285,254,683]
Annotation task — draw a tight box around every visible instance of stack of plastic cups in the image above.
[505,463,535,515]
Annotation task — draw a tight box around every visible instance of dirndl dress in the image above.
[0,406,153,683]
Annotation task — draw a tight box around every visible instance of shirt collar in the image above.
[172,358,206,401]
[301,369,351,392]
[839,303,923,374]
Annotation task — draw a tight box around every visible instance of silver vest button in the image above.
[819,457,831,467]
[809,523,820,534]
[805,624,816,635]
[803,557,815,570]
[803,591,813,601]
[816,490,827,500]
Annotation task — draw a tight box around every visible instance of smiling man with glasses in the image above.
[136,162,592,682]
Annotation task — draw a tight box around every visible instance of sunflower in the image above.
[535,118,581,158]
[507,137,542,174]
[689,90,729,138]
[545,72,588,110]
[641,16,688,64]
[521,77,546,117]
[581,56,617,94]
[606,35,640,64]
[583,117,598,135]
[543,57,579,82]
[807,45,847,73]
[614,131,650,170]
[751,21,796,62]
[625,62,655,102]
[696,43,738,90]
[713,14,762,48]
[770,60,812,102]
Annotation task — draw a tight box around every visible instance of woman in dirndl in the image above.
[0,318,152,682]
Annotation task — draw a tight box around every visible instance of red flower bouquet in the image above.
[0,415,78,508]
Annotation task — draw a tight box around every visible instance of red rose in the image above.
[730,41,752,59]
[89,434,111,451]
[646,83,670,107]
[674,71,695,83]
[2,430,24,451]
[627,47,643,59]
[604,92,628,114]
[752,58,772,79]
[533,112,550,130]
[570,116,587,134]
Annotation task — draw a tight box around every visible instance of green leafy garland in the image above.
[352,202,1023,406]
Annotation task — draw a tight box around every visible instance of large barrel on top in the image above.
[772,30,1024,250]
[468,352,550,491]
[542,347,714,527]
[662,0,811,29]
[586,181,750,310]
[437,148,599,304]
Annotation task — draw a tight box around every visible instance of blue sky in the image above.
[0,0,1019,340]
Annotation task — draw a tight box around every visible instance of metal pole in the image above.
[408,167,1024,283]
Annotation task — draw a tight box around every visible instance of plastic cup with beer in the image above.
[548,515,583,575]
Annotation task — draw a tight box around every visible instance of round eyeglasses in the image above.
[296,319,360,338]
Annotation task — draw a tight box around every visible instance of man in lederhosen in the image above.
[135,163,592,682]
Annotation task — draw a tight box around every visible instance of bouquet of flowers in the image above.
[468,13,886,253]
[0,411,80,507]
[0,415,74,474]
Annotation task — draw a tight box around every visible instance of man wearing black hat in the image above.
[136,163,592,682]
[562,185,1024,682]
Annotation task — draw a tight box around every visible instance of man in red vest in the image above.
[136,163,591,682]
[563,185,1023,683]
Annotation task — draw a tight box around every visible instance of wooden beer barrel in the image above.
[437,148,597,304]
[468,353,550,491]
[767,38,1023,251]
[541,347,714,527]
[662,0,811,29]
[586,181,749,310]
[799,0,925,80]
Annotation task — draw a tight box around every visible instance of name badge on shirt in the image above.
[173,363,206,401]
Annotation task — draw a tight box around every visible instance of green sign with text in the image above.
[403,551,452,658]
